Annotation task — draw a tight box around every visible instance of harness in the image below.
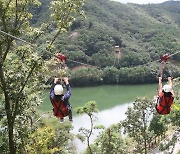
[52,97,69,118]
[156,95,174,114]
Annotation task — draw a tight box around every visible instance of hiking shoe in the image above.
[69,119,73,122]
[60,118,64,123]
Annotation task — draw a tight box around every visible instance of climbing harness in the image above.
[51,98,69,119]
[155,94,174,114]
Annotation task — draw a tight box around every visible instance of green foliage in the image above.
[50,0,85,32]
[76,101,98,116]
[26,126,59,153]
[0,0,85,153]
[26,117,75,154]
[92,52,115,68]
[102,66,119,84]
[169,77,180,127]
[33,0,180,85]
[0,46,46,153]
[0,127,8,153]
[159,132,178,153]
[75,101,98,154]
[71,67,103,86]
[92,124,127,154]
[122,97,154,154]
[149,115,167,137]
[0,0,41,35]
[70,64,180,86]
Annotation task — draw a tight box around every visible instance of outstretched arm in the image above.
[50,78,59,100]
[158,77,163,96]
[168,77,175,97]
[168,77,173,87]
[63,77,71,100]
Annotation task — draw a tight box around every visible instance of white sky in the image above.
[111,0,180,4]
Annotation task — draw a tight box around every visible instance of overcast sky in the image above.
[111,0,180,4]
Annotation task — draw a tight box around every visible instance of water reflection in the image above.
[71,102,133,153]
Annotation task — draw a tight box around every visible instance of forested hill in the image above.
[33,0,180,85]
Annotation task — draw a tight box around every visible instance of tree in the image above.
[0,0,85,153]
[93,124,127,154]
[149,115,167,144]
[26,119,74,154]
[75,101,98,154]
[102,66,119,84]
[71,67,102,86]
[122,97,154,154]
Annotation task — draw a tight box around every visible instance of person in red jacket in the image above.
[155,77,174,114]
[50,77,72,122]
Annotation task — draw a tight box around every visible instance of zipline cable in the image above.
[1,29,180,69]
[0,29,97,68]
[67,59,98,68]
[0,30,35,47]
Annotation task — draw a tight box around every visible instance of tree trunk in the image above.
[143,112,147,154]
[0,49,16,154]
[107,128,112,154]
[87,115,93,154]
[7,115,16,154]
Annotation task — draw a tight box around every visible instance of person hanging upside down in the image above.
[50,77,72,122]
[155,77,174,114]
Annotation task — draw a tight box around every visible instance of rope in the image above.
[59,61,63,85]
[67,59,97,68]
[0,30,35,47]
[1,29,180,69]
[0,29,97,68]
[157,61,165,79]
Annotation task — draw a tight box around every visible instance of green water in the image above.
[39,84,157,112]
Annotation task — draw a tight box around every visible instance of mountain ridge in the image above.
[34,0,180,85]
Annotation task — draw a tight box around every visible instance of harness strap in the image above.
[53,100,65,117]
[159,96,173,114]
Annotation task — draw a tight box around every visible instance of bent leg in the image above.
[68,110,73,121]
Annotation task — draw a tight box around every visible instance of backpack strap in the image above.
[159,96,173,114]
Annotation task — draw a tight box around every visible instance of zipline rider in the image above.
[155,77,174,114]
[50,77,72,122]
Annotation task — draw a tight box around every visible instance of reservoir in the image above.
[40,83,157,112]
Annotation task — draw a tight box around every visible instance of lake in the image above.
[39,83,158,112]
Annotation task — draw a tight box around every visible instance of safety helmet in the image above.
[163,84,172,93]
[54,85,63,95]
